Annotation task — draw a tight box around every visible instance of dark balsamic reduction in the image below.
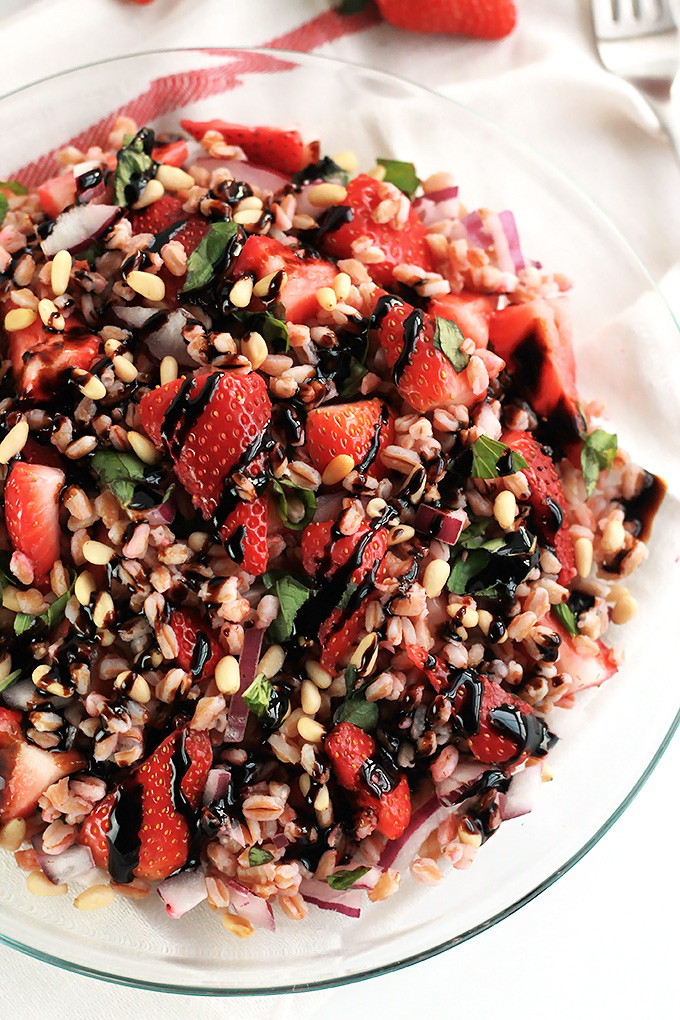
[190,632,212,679]
[487,705,555,762]
[359,746,400,798]
[621,470,667,542]
[355,403,389,475]
[161,373,222,455]
[106,783,143,884]
[392,309,423,386]
[223,525,246,564]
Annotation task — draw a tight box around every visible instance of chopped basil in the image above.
[327,866,371,890]
[77,242,104,266]
[343,664,359,698]
[553,602,579,637]
[0,668,21,693]
[337,581,359,613]
[340,356,369,399]
[243,673,273,720]
[292,156,349,187]
[581,428,618,498]
[263,574,313,643]
[91,450,146,508]
[333,697,379,731]
[235,310,289,351]
[271,478,316,531]
[113,127,156,207]
[376,158,420,198]
[470,436,528,479]
[0,180,27,227]
[248,847,274,867]
[13,577,74,637]
[447,528,538,600]
[433,316,469,374]
[447,548,493,595]
[13,613,34,636]
[182,222,240,293]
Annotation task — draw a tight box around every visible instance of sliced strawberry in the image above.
[550,618,618,697]
[503,429,576,586]
[319,604,369,675]
[0,725,84,823]
[232,234,337,323]
[325,722,411,839]
[320,174,434,288]
[139,371,271,574]
[152,139,189,167]
[130,194,211,306]
[304,399,395,481]
[5,462,65,584]
[405,644,448,693]
[37,171,76,219]
[429,292,498,349]
[4,315,101,401]
[0,707,22,739]
[80,727,212,881]
[181,119,318,176]
[464,679,534,765]
[130,193,186,235]
[170,608,223,679]
[301,520,388,585]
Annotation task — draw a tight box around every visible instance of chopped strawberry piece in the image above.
[320,174,434,288]
[232,234,337,323]
[464,679,534,766]
[219,495,269,578]
[0,722,84,823]
[0,707,22,739]
[301,520,388,585]
[4,315,101,401]
[80,727,212,881]
[5,462,65,585]
[551,618,618,697]
[319,604,370,675]
[405,644,448,692]
[170,608,224,679]
[37,171,76,219]
[151,139,189,167]
[503,430,576,585]
[129,194,211,306]
[181,119,318,176]
[429,292,498,349]
[304,399,395,481]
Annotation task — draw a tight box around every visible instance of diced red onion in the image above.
[197,157,289,195]
[227,881,276,931]
[298,878,363,919]
[414,505,467,546]
[413,186,459,208]
[350,866,382,891]
[484,210,521,276]
[462,210,492,248]
[144,308,201,366]
[41,204,120,257]
[36,844,96,885]
[378,796,453,876]
[412,186,460,226]
[501,764,542,820]
[143,499,176,528]
[435,759,486,802]
[158,868,208,919]
[1,678,44,712]
[271,833,289,850]
[226,819,247,848]
[112,305,157,329]
[497,210,526,273]
[202,766,231,807]
[223,626,263,743]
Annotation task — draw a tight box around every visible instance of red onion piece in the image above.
[378,796,452,876]
[412,186,460,226]
[271,833,289,851]
[501,765,542,820]
[462,210,492,248]
[202,766,232,807]
[413,186,459,208]
[144,309,201,366]
[112,305,157,329]
[483,211,519,276]
[197,157,289,195]
[223,626,264,743]
[227,881,276,931]
[414,505,467,546]
[41,204,120,257]
[144,499,176,528]
[298,879,363,919]
[434,759,485,802]
[158,868,208,919]
[36,844,96,886]
[497,210,526,273]
[350,866,382,891]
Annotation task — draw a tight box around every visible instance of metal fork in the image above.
[590,0,680,156]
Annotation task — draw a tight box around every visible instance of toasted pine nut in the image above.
[92,591,115,629]
[112,354,138,383]
[458,817,483,848]
[73,369,107,401]
[31,664,51,686]
[366,497,387,519]
[331,150,358,174]
[316,286,337,311]
[26,870,67,896]
[2,587,21,612]
[253,270,287,298]
[477,609,493,635]
[297,717,326,743]
[423,559,450,599]
[313,784,330,812]
[222,911,254,938]
[51,249,72,296]
[332,272,352,302]
[0,419,29,464]
[127,270,165,302]
[132,179,165,210]
[38,298,65,331]
[299,773,311,797]
[387,525,415,546]
[233,209,262,226]
[301,679,322,716]
[155,165,195,191]
[160,355,178,385]
[612,590,638,625]
[305,661,333,689]
[236,196,264,213]
[575,537,594,578]
[493,490,517,530]
[74,884,115,911]
[259,644,285,679]
[0,818,26,852]
[460,606,479,629]
[366,165,387,181]
[0,656,11,683]
[307,183,348,208]
[229,276,254,308]
[602,519,626,555]
[82,540,115,565]
[351,631,379,677]
[128,430,162,465]
[75,570,96,606]
[322,454,355,486]
[241,331,268,370]
[4,308,36,332]
[104,338,122,357]
[215,655,240,695]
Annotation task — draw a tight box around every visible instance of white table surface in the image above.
[0,2,678,1018]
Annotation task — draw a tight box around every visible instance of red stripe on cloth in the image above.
[263,6,381,52]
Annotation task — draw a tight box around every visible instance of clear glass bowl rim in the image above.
[0,45,678,997]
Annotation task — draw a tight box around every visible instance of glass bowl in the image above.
[0,48,679,996]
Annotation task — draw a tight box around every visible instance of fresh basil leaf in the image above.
[113,127,156,207]
[182,222,240,294]
[248,847,274,867]
[376,158,420,198]
[327,866,371,890]
[271,478,316,531]
[77,243,103,266]
[553,602,578,637]
[0,668,22,693]
[0,194,7,227]
[92,450,146,509]
[340,356,368,399]
[433,316,469,374]
[0,180,28,196]
[580,429,618,498]
[333,697,379,731]
[267,576,313,643]
[344,663,359,698]
[337,581,358,613]
[470,436,528,480]
[13,613,35,636]
[243,673,273,720]
[292,156,349,187]
[447,548,493,594]
[235,310,289,351]
[14,572,77,636]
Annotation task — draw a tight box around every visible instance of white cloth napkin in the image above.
[0,2,678,1018]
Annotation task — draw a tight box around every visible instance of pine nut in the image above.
[316,286,337,311]
[104,338,122,357]
[305,660,333,689]
[477,609,493,635]
[128,430,162,465]
[233,209,262,226]
[259,644,285,679]
[575,537,594,578]
[0,419,29,464]
[127,270,166,302]
[38,298,65,331]
[366,497,387,518]
[297,717,326,743]
[602,519,626,554]
[423,559,450,599]
[74,884,115,911]
[132,178,165,210]
[493,490,517,530]
[188,531,209,553]
[331,150,358,174]
[26,870,67,896]
[229,276,253,308]
[313,784,329,812]
[215,655,240,695]
[253,270,287,297]
[222,911,254,938]
[73,370,107,401]
[32,664,51,686]
[460,606,479,629]
[82,540,115,565]
[542,764,554,782]
[387,525,415,546]
[0,656,11,683]
[301,678,322,716]
[322,454,355,486]
[351,631,380,677]
[160,355,178,385]
[236,196,264,213]
[4,308,36,332]
[366,165,387,181]
[51,249,72,296]
[299,773,311,797]
[458,817,483,848]
[241,331,268,370]
[92,591,115,629]
[155,165,195,191]
[112,354,138,383]
[612,590,638,625]
[0,818,26,852]
[75,570,96,606]
[332,272,352,302]
[2,587,21,612]
[307,183,348,208]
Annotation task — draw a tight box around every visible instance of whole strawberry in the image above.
[375,0,517,38]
